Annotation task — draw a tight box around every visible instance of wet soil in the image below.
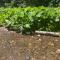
[0,27,60,60]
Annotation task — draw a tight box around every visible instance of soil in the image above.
[0,27,60,60]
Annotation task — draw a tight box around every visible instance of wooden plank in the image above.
[35,31,60,37]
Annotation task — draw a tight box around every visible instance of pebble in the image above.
[56,49,60,54]
[42,56,46,60]
[37,34,40,37]
[32,57,36,60]
[48,42,54,46]
[38,39,42,41]
[55,39,58,42]
[28,43,32,49]
[31,36,34,38]
[10,40,15,44]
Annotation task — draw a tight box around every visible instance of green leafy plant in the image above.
[0,7,60,34]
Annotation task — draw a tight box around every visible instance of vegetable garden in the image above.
[0,0,60,60]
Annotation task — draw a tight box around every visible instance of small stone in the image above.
[48,42,54,46]
[50,51,55,55]
[42,56,46,60]
[28,43,32,48]
[57,57,60,60]
[55,39,58,42]
[56,49,60,54]
[32,57,36,60]
[3,46,6,48]
[10,40,15,44]
[31,36,34,38]
[37,34,40,37]
[42,46,46,49]
[10,56,12,59]
[29,43,32,46]
[51,43,54,46]
[38,39,42,41]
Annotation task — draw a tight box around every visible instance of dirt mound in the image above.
[0,27,60,60]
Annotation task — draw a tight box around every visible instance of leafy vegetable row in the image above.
[0,7,60,34]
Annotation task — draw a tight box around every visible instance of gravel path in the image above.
[0,27,60,60]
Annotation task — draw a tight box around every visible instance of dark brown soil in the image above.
[0,27,60,60]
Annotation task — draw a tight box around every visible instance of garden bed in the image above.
[0,27,60,60]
